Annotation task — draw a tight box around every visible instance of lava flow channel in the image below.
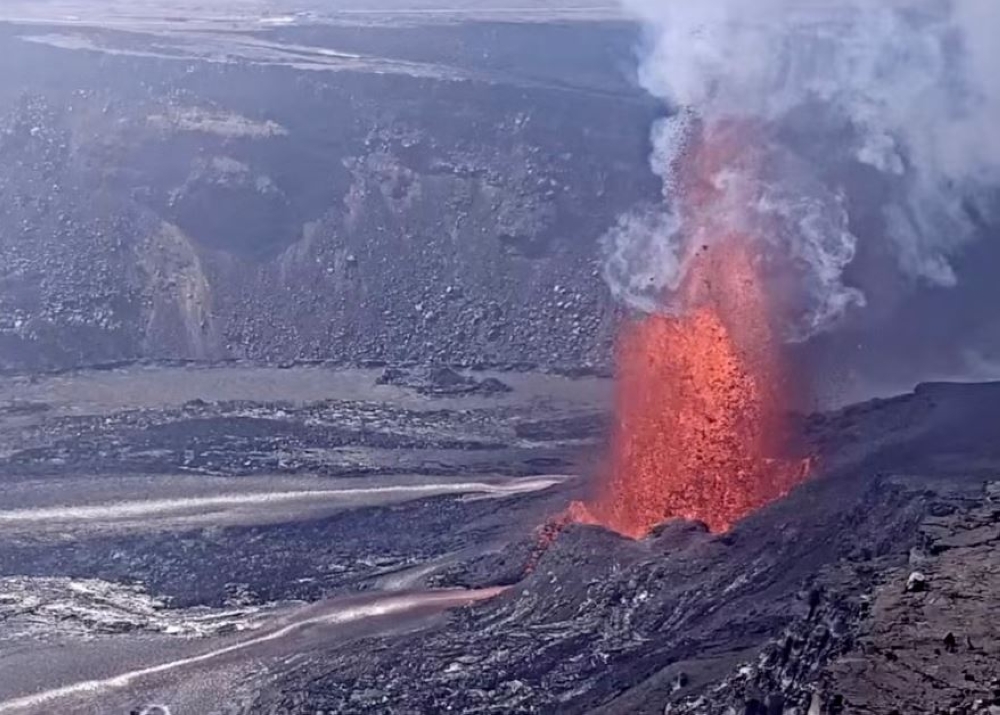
[570,128,810,539]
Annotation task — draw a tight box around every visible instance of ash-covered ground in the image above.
[239,381,1000,715]
[0,363,606,714]
[3,366,1000,714]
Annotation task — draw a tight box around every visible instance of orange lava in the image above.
[568,123,810,539]
[573,241,808,538]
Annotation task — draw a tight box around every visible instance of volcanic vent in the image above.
[571,124,811,538]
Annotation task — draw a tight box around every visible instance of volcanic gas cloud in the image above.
[570,124,810,538]
[565,0,1000,540]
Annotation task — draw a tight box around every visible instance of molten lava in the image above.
[573,240,807,538]
[568,124,810,539]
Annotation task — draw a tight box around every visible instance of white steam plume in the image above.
[606,0,1000,340]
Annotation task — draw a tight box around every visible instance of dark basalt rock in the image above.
[246,383,1000,715]
[376,366,513,397]
[0,20,659,375]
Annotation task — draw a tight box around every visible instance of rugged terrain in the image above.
[1,364,1000,714]
[0,363,606,713]
[248,381,1000,715]
[2,5,1000,715]
[0,8,657,373]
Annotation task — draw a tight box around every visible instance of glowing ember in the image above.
[567,124,810,539]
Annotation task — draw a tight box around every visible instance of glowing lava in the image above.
[569,124,811,539]
[574,240,808,538]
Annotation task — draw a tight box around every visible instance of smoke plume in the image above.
[606,0,1000,341]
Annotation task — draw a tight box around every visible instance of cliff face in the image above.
[0,20,659,372]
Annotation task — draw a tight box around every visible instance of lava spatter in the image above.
[573,240,809,538]
[566,124,811,539]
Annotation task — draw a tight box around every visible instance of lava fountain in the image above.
[570,123,811,539]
